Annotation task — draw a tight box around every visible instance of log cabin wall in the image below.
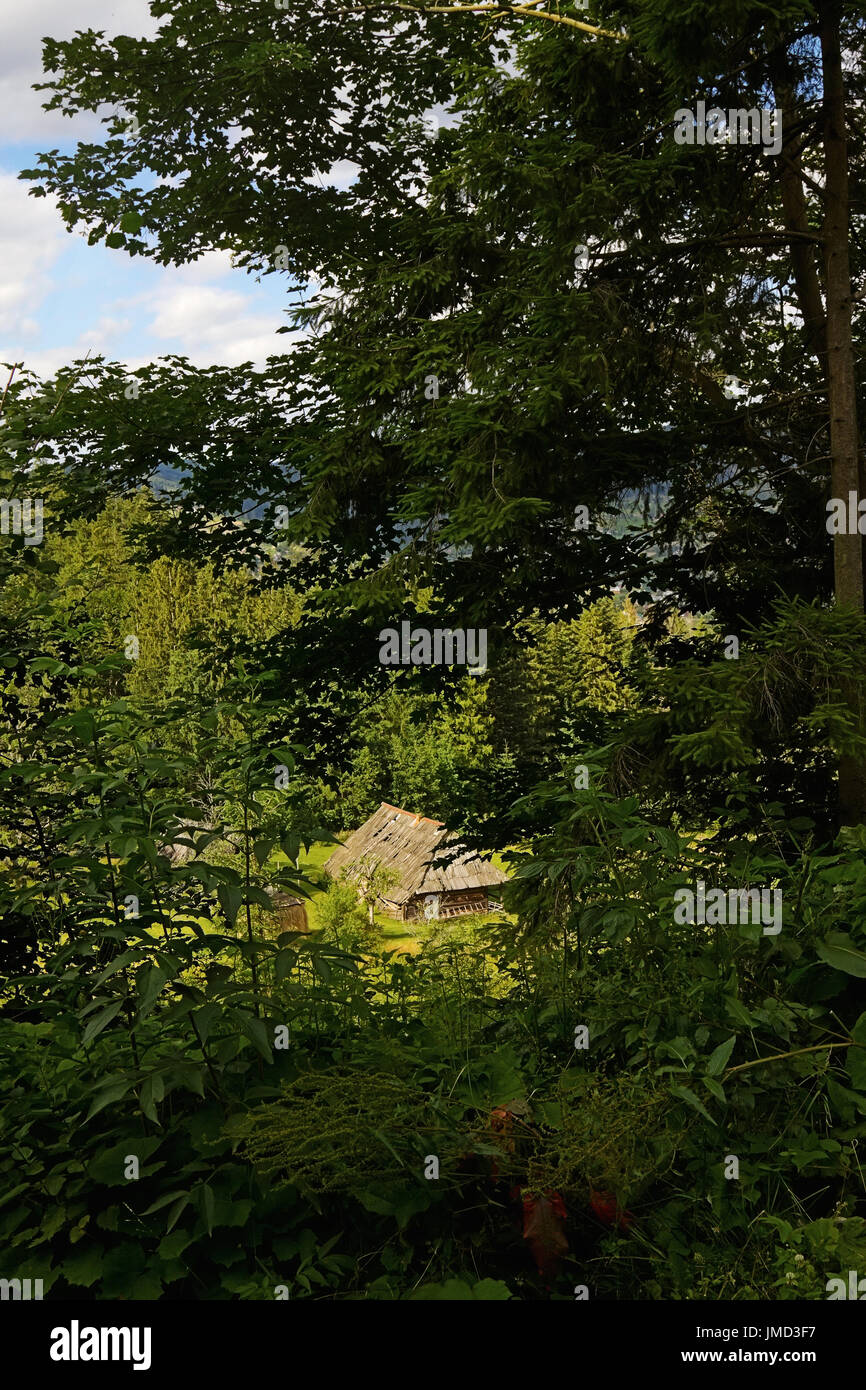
[403,888,490,921]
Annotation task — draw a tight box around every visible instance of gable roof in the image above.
[324,802,508,904]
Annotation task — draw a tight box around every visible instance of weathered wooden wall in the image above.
[403,888,491,921]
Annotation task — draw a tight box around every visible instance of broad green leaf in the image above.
[63,1246,105,1289]
[140,1073,165,1123]
[158,1229,195,1260]
[191,1002,221,1044]
[87,1137,162,1185]
[239,1014,272,1062]
[199,1183,215,1237]
[724,995,755,1028]
[217,883,243,926]
[81,1001,124,1045]
[142,1189,189,1217]
[275,947,296,983]
[409,1279,475,1300]
[816,933,866,978]
[706,1034,736,1076]
[469,1278,513,1300]
[95,951,143,984]
[671,1084,717,1125]
[137,964,171,1018]
[86,1078,133,1121]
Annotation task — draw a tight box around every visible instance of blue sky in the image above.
[0,0,296,380]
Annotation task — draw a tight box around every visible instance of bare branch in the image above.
[341,2,629,42]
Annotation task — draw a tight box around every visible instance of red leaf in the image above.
[589,1189,634,1230]
[521,1190,569,1277]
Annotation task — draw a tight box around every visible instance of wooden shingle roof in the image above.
[324,802,508,904]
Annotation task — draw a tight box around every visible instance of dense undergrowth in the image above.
[3,508,866,1300]
[3,657,866,1299]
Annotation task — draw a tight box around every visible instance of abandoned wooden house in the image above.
[324,802,508,921]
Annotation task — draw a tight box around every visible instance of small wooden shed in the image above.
[266,891,310,934]
[325,802,508,922]
[158,823,309,932]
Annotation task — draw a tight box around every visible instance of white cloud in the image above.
[0,170,141,377]
[0,0,158,143]
[7,345,142,382]
[145,281,290,366]
[0,5,297,376]
[308,160,362,191]
[0,172,65,339]
[168,250,241,284]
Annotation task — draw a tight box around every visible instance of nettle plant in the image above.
[498,768,866,1296]
[0,619,359,1295]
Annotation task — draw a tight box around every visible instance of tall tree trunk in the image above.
[821,1,866,823]
[771,65,826,360]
